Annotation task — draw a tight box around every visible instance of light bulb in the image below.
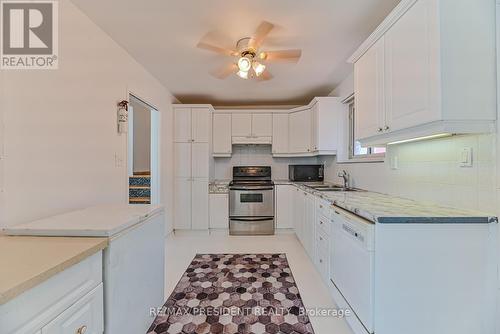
[236,70,248,79]
[237,57,252,72]
[252,61,266,76]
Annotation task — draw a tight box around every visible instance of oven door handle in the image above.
[229,187,274,191]
[230,217,274,222]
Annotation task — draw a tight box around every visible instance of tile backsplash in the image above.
[324,133,498,214]
[212,145,319,180]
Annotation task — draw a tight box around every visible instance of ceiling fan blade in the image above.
[260,49,302,62]
[249,21,274,50]
[197,33,237,56]
[256,70,273,81]
[210,63,238,79]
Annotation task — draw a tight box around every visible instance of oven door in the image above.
[229,187,274,217]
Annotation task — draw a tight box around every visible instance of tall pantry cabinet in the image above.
[173,105,212,230]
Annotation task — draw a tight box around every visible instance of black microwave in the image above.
[288,165,324,182]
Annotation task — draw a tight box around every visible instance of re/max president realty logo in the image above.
[1,0,58,69]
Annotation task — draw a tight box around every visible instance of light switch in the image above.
[459,147,473,167]
[390,155,399,170]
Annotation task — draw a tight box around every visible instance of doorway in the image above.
[127,94,160,205]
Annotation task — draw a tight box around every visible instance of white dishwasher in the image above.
[331,208,375,334]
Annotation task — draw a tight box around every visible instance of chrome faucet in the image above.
[338,170,349,189]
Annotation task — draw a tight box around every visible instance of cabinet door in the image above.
[191,179,209,230]
[272,114,289,154]
[231,113,252,137]
[385,0,439,132]
[212,113,232,155]
[304,193,316,258]
[311,103,319,151]
[174,143,191,178]
[174,178,191,229]
[192,108,209,143]
[209,194,229,229]
[41,284,103,334]
[289,109,312,153]
[354,37,385,140]
[174,107,192,142]
[192,143,209,178]
[252,114,272,137]
[275,185,294,229]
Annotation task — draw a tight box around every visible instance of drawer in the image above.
[316,199,332,219]
[42,283,103,334]
[316,213,330,237]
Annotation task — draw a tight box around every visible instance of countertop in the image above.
[209,180,230,194]
[0,235,108,305]
[275,181,497,224]
[3,204,164,237]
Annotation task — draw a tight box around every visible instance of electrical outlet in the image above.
[459,147,473,167]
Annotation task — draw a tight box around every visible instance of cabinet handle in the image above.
[319,236,323,240]
[377,128,383,132]
[319,259,323,263]
[384,126,390,131]
[320,221,323,225]
[319,205,323,209]
[77,325,87,334]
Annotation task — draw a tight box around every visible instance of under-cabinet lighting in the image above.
[387,133,453,145]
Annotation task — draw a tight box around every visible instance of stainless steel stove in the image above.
[229,166,275,235]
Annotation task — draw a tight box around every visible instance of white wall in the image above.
[131,98,151,173]
[212,145,319,180]
[0,0,177,233]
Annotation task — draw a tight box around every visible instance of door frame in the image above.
[127,92,160,205]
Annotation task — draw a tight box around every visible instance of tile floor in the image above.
[164,231,353,334]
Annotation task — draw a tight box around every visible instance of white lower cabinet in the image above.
[275,185,294,229]
[174,178,209,230]
[0,252,103,334]
[42,284,103,334]
[209,193,229,229]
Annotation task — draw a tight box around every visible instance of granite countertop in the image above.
[209,180,230,194]
[291,183,497,224]
[0,235,108,305]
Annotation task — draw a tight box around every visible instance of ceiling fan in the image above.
[197,21,302,81]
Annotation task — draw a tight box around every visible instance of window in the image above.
[347,97,386,160]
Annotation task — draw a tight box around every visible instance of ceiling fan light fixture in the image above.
[252,61,266,76]
[258,52,267,60]
[237,56,252,72]
[236,70,249,79]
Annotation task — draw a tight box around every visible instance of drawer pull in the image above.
[319,204,323,209]
[319,221,323,225]
[319,259,323,263]
[319,237,323,241]
[77,326,87,334]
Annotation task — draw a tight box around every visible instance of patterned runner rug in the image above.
[148,253,315,334]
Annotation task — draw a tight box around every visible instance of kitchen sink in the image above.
[307,185,358,192]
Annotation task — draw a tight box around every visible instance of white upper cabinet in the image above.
[230,112,272,144]
[384,0,439,132]
[231,113,252,137]
[192,108,210,143]
[289,108,312,154]
[174,107,191,143]
[350,0,496,145]
[272,114,289,154]
[212,98,345,157]
[212,113,232,157]
[355,37,385,140]
[251,114,272,137]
